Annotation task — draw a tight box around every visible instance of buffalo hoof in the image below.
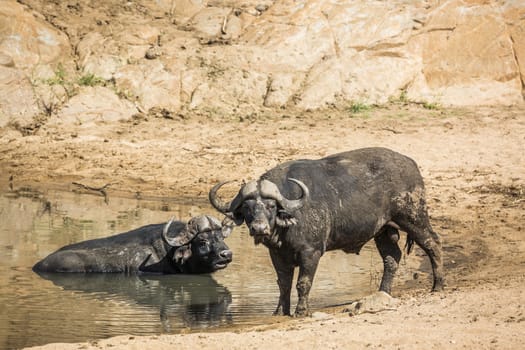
[432,277,445,292]
[293,307,310,318]
[272,307,290,316]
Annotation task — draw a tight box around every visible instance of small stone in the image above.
[0,53,15,67]
[311,311,331,319]
[255,4,269,13]
[145,46,162,59]
[344,291,398,316]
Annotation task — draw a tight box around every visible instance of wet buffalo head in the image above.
[209,179,309,246]
[162,215,233,273]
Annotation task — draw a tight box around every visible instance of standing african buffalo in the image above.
[209,147,444,316]
[33,215,233,274]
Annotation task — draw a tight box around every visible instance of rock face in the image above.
[1,0,524,127]
[0,1,71,127]
[406,0,524,106]
[0,66,40,127]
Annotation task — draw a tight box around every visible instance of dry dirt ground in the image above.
[1,104,524,349]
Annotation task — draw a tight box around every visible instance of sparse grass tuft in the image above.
[398,90,409,104]
[347,101,372,114]
[78,73,105,87]
[422,101,439,110]
[45,64,66,86]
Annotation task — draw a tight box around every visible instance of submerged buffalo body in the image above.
[210,147,444,316]
[33,215,233,274]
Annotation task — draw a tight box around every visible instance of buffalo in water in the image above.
[210,147,444,316]
[33,215,233,274]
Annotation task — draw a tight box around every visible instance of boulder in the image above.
[114,61,181,113]
[0,1,74,127]
[0,1,71,70]
[171,0,207,25]
[264,72,304,108]
[55,86,137,127]
[76,33,122,80]
[185,61,268,112]
[0,66,40,127]
[0,53,15,68]
[501,0,525,99]
[406,0,524,105]
[188,6,232,39]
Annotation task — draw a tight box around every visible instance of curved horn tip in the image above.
[287,178,310,196]
[278,178,310,212]
[212,180,234,189]
[163,216,175,235]
[209,180,235,213]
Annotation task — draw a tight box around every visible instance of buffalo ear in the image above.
[221,217,235,237]
[174,245,192,264]
[171,219,200,247]
[275,209,297,227]
[226,211,245,226]
[170,228,196,247]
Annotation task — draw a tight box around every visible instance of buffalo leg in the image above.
[294,249,322,317]
[269,250,294,316]
[396,216,444,292]
[374,226,402,294]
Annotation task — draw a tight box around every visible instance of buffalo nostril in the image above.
[220,250,233,261]
[251,222,268,234]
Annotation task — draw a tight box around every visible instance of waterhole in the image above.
[0,188,383,349]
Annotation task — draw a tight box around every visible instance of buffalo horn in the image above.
[162,216,198,247]
[162,217,176,246]
[284,178,310,211]
[209,181,235,213]
[209,180,249,215]
[260,178,309,211]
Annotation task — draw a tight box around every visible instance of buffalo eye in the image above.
[197,239,209,248]
[264,200,276,210]
[241,200,255,218]
[242,200,254,210]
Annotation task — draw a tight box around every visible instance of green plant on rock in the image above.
[40,64,79,98]
[115,87,136,101]
[78,73,105,87]
[347,101,371,114]
[388,89,410,105]
[422,101,439,110]
[45,64,66,86]
[398,90,409,104]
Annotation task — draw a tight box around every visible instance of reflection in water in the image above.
[0,189,385,349]
[35,273,233,332]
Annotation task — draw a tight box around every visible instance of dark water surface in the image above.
[0,189,382,349]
